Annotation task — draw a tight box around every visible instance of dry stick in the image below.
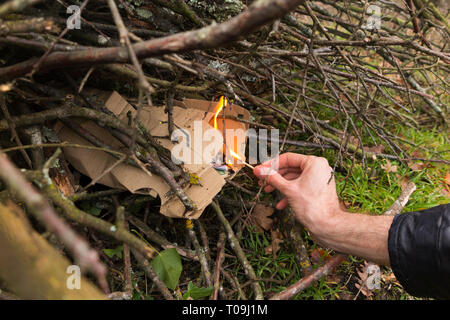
[0,203,105,299]
[186,220,213,287]
[1,142,125,159]
[106,0,153,97]
[71,189,126,202]
[150,0,205,27]
[0,0,42,16]
[0,94,32,168]
[211,200,264,300]
[220,268,247,300]
[270,254,346,300]
[0,152,109,293]
[295,4,446,118]
[103,0,149,158]
[278,206,313,276]
[197,221,212,265]
[25,170,156,260]
[28,0,90,78]
[115,206,133,297]
[82,154,127,191]
[131,249,175,300]
[384,182,417,216]
[212,231,226,300]
[103,64,210,92]
[0,0,306,80]
[17,103,45,169]
[0,18,59,36]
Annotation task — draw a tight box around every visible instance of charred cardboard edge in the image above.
[54,91,250,219]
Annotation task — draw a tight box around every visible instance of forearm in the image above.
[315,210,394,266]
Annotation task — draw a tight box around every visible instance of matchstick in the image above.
[242,161,255,170]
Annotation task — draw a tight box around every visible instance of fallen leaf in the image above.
[310,248,329,264]
[355,261,380,298]
[408,161,427,171]
[264,229,283,258]
[411,149,425,158]
[442,172,450,198]
[338,292,354,300]
[326,272,343,284]
[381,160,397,173]
[252,204,274,233]
[381,272,400,286]
[397,175,410,191]
[364,144,385,154]
[445,172,450,186]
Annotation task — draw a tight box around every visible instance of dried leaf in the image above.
[443,172,450,198]
[444,172,450,186]
[381,272,400,286]
[408,161,427,171]
[252,204,274,233]
[411,149,425,158]
[364,144,385,154]
[355,261,380,298]
[381,160,397,173]
[264,229,283,258]
[398,175,410,191]
[310,248,329,264]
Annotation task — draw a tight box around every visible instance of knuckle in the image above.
[315,156,330,168]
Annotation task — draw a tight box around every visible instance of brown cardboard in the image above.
[54,91,250,219]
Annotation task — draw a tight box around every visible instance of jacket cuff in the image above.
[387,204,450,299]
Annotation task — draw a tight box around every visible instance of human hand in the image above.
[253,153,344,237]
[253,152,393,265]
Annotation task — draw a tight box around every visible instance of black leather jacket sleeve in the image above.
[388,203,450,299]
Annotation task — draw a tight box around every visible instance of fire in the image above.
[213,95,227,130]
[228,149,242,161]
[212,96,252,169]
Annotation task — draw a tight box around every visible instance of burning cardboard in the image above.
[54,91,250,219]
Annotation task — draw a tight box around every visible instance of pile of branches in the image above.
[0,0,448,300]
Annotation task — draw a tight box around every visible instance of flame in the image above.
[213,96,243,167]
[213,96,227,130]
[228,149,242,161]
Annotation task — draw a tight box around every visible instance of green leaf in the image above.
[103,245,123,259]
[150,248,182,290]
[79,201,102,216]
[182,281,214,300]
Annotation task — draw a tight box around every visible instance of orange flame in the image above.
[228,149,242,161]
[213,96,246,167]
[213,96,227,130]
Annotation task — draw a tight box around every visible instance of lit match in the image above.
[228,149,255,170]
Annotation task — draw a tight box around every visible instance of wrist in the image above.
[308,207,349,245]
[314,211,393,265]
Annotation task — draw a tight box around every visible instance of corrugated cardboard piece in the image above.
[54,91,250,219]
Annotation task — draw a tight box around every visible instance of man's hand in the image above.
[253,153,343,238]
[253,153,393,265]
